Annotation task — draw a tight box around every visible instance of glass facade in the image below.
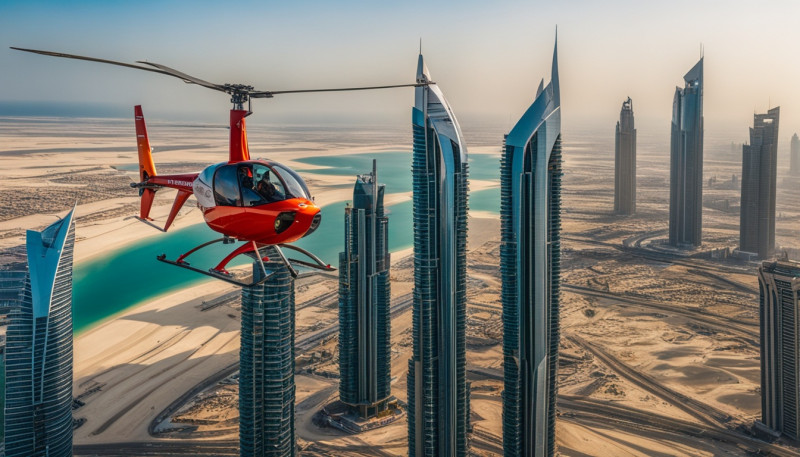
[501,42,561,457]
[407,53,469,457]
[669,58,704,247]
[758,260,800,440]
[4,209,75,457]
[740,108,780,259]
[240,252,296,457]
[339,162,392,418]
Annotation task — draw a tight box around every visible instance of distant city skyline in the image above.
[1,1,799,133]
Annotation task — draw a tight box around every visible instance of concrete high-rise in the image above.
[791,133,800,176]
[501,40,562,457]
[407,52,469,457]
[240,252,296,457]
[338,160,392,419]
[740,107,780,259]
[669,58,704,247]
[4,208,75,457]
[614,97,636,215]
[758,260,800,440]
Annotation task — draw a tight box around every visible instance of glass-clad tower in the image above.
[339,160,392,418]
[240,252,296,457]
[407,52,469,457]
[790,133,799,176]
[614,97,636,215]
[669,57,704,247]
[740,107,780,259]
[4,208,75,457]
[501,41,562,457]
[758,260,800,439]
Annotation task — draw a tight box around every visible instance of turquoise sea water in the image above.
[72,151,500,334]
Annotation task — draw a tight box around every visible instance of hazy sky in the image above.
[2,0,800,138]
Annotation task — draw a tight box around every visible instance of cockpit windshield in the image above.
[212,162,309,207]
[272,164,311,200]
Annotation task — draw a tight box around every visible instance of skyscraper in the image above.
[501,40,562,457]
[339,160,392,419]
[240,253,296,457]
[791,133,800,176]
[4,208,75,457]
[758,260,800,440]
[407,52,469,457]
[669,57,704,247]
[740,107,780,259]
[614,97,636,215]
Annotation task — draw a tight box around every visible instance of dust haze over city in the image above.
[1,1,800,456]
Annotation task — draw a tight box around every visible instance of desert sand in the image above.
[3,116,800,456]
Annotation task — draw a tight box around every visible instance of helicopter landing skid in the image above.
[156,238,335,288]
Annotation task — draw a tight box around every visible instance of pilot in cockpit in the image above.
[256,173,281,202]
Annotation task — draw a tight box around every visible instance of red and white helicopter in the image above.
[12,47,426,286]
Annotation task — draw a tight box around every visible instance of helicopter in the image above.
[11,47,428,286]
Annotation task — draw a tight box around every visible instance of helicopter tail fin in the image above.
[135,105,158,220]
[135,105,157,181]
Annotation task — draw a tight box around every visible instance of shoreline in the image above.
[70,213,497,444]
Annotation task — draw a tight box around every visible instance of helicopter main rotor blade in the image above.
[135,61,225,92]
[12,47,431,101]
[10,47,226,92]
[254,82,430,98]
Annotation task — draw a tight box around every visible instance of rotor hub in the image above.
[224,84,254,110]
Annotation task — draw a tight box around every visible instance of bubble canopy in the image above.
[198,160,312,207]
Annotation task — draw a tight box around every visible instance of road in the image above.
[567,335,732,427]
[563,283,759,346]
[559,396,800,457]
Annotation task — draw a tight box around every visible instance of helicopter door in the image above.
[213,164,242,206]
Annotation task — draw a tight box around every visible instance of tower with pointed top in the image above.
[501,39,562,457]
[4,209,75,457]
[614,97,636,215]
[740,107,780,259]
[339,160,392,419]
[669,58,704,247]
[407,52,469,457]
